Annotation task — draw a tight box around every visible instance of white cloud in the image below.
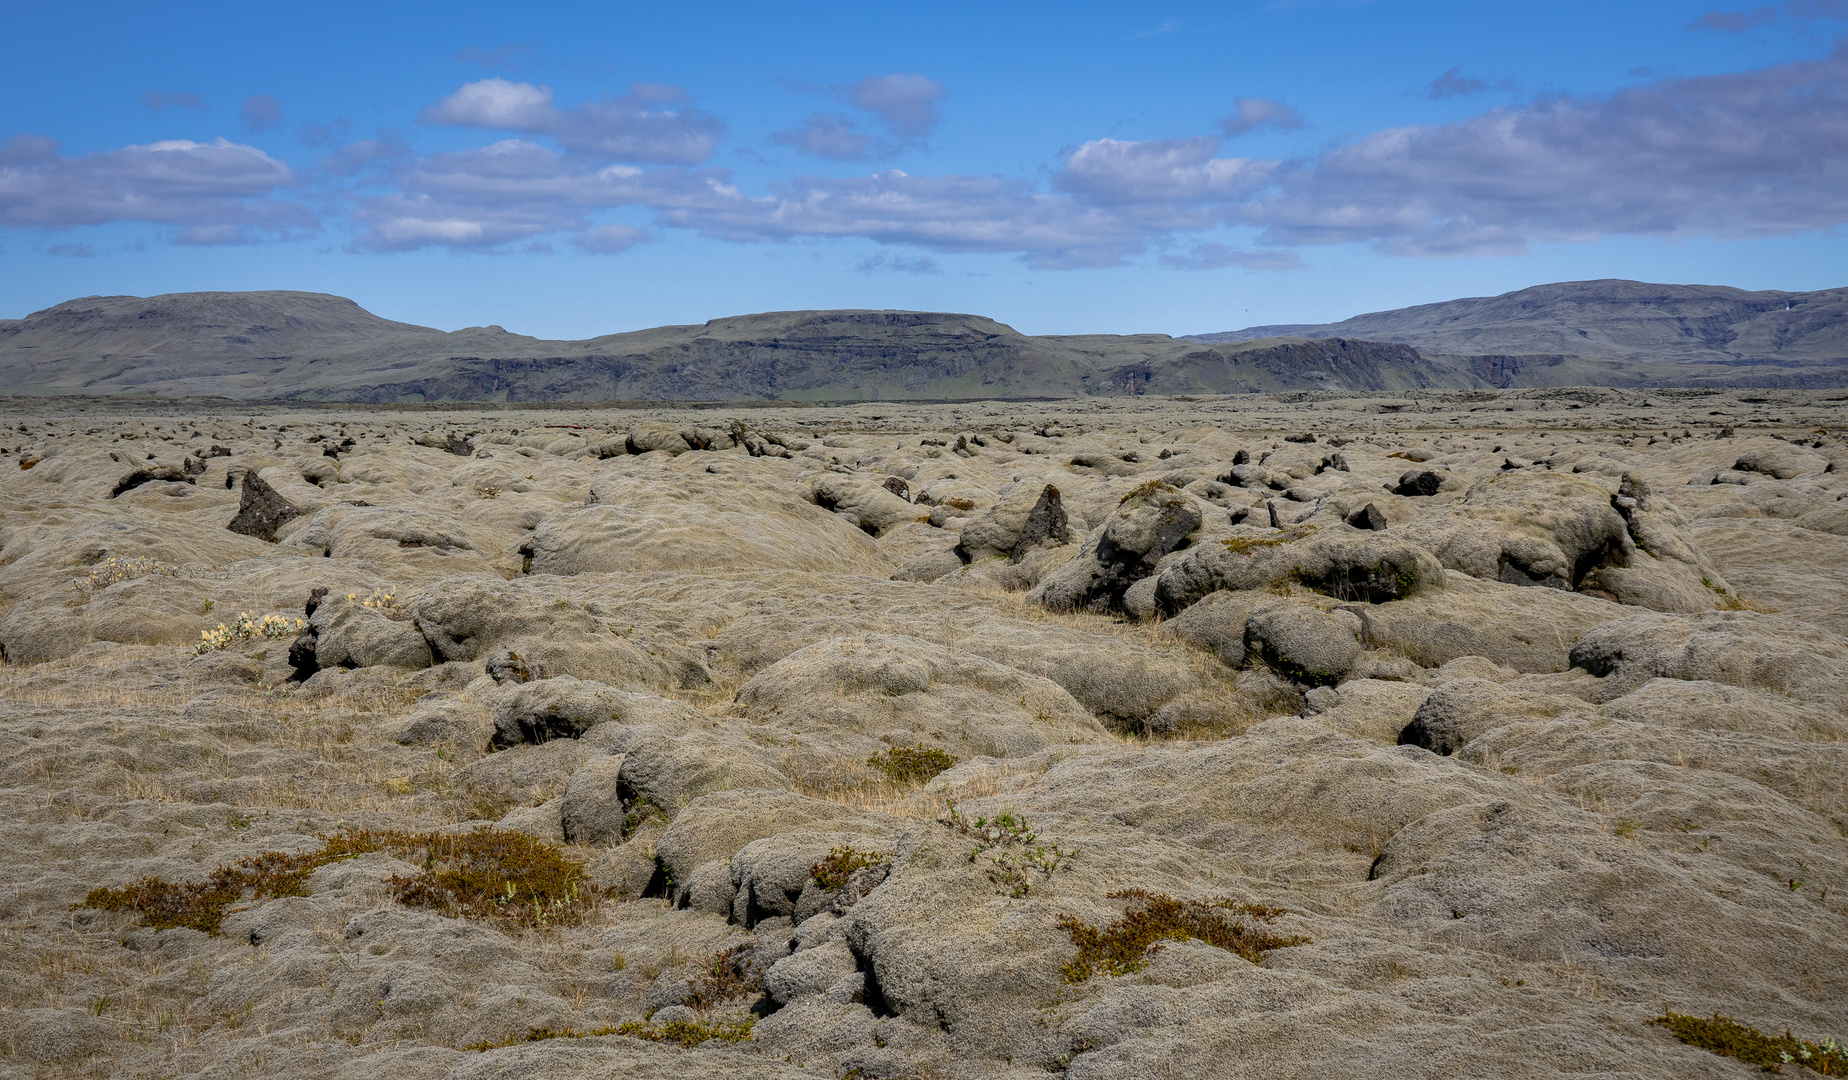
[1054,137,1273,212]
[1236,39,1848,254]
[420,78,723,164]
[0,136,310,241]
[18,42,1848,269]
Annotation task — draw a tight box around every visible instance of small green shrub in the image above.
[868,742,957,784]
[810,846,888,891]
[682,945,766,1011]
[1055,888,1310,984]
[1651,1012,1845,1074]
[943,799,1073,897]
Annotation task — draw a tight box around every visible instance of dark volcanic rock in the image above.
[226,470,305,541]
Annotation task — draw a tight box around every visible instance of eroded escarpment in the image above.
[0,389,1845,1080]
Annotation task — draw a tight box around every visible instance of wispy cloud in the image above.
[771,73,947,161]
[856,252,941,274]
[1219,97,1304,136]
[241,95,284,133]
[455,43,536,69]
[140,91,204,111]
[770,114,875,161]
[1688,1,1848,31]
[574,223,649,253]
[1427,68,1515,98]
[1160,242,1303,270]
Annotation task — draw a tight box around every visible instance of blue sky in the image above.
[3,0,1846,337]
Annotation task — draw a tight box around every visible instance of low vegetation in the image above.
[943,800,1073,897]
[80,827,599,934]
[1055,888,1310,983]
[194,611,307,655]
[465,1018,754,1051]
[810,845,888,891]
[868,741,958,784]
[74,556,188,592]
[1222,524,1318,554]
[682,945,766,1011]
[1650,1012,1845,1074]
[1118,478,1180,506]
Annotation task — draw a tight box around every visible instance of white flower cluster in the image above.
[74,556,183,592]
[194,612,307,655]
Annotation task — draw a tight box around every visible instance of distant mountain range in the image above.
[1,279,1843,402]
[1189,279,1848,384]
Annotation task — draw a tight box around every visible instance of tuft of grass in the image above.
[1222,524,1318,554]
[1651,1012,1845,1074]
[810,846,888,892]
[620,1018,755,1047]
[79,827,600,935]
[1055,888,1310,983]
[1118,479,1180,506]
[868,742,957,785]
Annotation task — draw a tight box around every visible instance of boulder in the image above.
[955,481,1072,563]
[306,595,433,671]
[811,474,924,537]
[625,422,691,456]
[559,753,628,846]
[1159,589,1257,667]
[1391,469,1446,496]
[1395,677,1587,754]
[735,633,1108,771]
[526,473,888,576]
[490,676,688,748]
[1153,527,1444,613]
[1243,600,1363,687]
[407,579,683,689]
[1568,609,1848,704]
[1028,481,1204,612]
[652,790,893,914]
